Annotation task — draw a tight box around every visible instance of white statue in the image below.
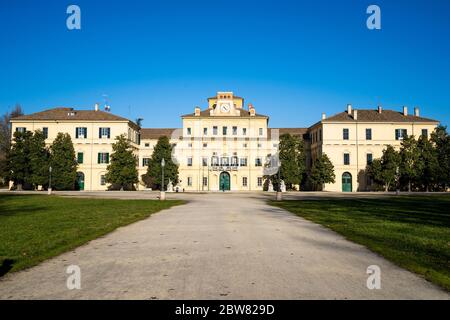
[268,181,274,192]
[280,180,286,192]
[167,179,174,192]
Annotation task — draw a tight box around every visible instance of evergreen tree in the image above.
[417,136,439,191]
[431,125,450,190]
[50,133,77,190]
[0,105,24,184]
[275,134,307,190]
[6,130,32,190]
[29,130,50,189]
[309,153,335,190]
[146,136,179,190]
[105,134,138,190]
[399,136,422,192]
[374,145,401,191]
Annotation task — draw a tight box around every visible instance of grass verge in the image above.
[269,195,450,291]
[0,194,184,275]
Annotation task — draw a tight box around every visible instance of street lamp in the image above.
[276,159,282,201]
[160,158,165,200]
[48,166,52,195]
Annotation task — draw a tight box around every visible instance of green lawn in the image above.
[270,195,450,291]
[0,194,184,276]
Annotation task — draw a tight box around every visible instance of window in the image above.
[16,127,27,133]
[203,177,208,187]
[257,177,263,187]
[202,157,208,166]
[243,143,247,148]
[240,158,247,167]
[221,157,229,166]
[76,127,87,139]
[213,126,218,135]
[144,143,150,147]
[395,129,407,140]
[188,143,193,148]
[142,158,150,166]
[258,128,263,136]
[187,128,192,135]
[42,127,48,139]
[319,129,322,141]
[257,143,262,148]
[100,175,106,186]
[255,157,262,167]
[187,177,192,186]
[231,156,238,166]
[203,128,208,135]
[343,128,349,140]
[77,152,84,164]
[211,156,219,166]
[366,128,372,140]
[187,157,193,166]
[232,126,237,135]
[242,177,248,187]
[421,129,428,138]
[99,127,110,139]
[367,153,373,165]
[222,126,227,135]
[344,153,350,165]
[98,152,109,164]
[242,128,247,136]
[203,143,207,148]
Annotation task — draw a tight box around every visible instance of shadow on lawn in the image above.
[277,197,450,228]
[0,259,15,277]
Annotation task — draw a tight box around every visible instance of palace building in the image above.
[10,92,439,192]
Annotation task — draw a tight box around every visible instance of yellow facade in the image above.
[10,95,440,192]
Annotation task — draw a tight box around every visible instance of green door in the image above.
[342,172,352,192]
[219,172,230,191]
[77,172,85,191]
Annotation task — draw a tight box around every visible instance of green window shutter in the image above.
[98,153,101,164]
[106,153,109,164]
[77,152,83,164]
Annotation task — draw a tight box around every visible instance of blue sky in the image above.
[0,0,449,128]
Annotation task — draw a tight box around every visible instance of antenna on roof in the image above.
[102,94,110,112]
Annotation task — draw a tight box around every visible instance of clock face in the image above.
[221,103,230,112]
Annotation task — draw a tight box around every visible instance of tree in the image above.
[368,145,401,191]
[105,134,138,190]
[266,134,306,190]
[29,130,50,189]
[6,130,32,190]
[399,136,421,192]
[145,136,179,190]
[0,104,24,184]
[417,136,439,191]
[50,133,77,190]
[309,153,335,190]
[431,125,450,190]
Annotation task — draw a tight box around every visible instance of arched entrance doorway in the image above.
[219,172,230,191]
[342,172,352,192]
[76,172,85,191]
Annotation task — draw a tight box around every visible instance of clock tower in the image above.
[208,92,243,116]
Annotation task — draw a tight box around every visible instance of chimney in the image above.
[347,104,352,114]
[194,106,201,116]
[377,105,382,113]
[414,106,420,117]
[403,106,408,116]
[248,103,255,116]
[94,103,99,111]
[322,113,326,120]
[353,109,358,120]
